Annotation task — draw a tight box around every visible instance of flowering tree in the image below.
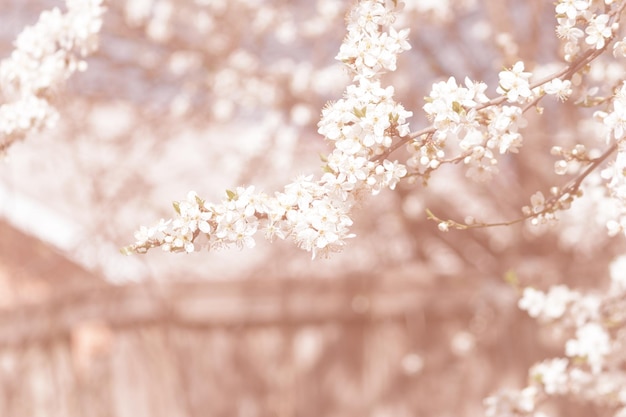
[4,0,626,416]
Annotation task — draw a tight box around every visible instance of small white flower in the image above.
[531,358,569,395]
[565,322,611,374]
[543,285,577,319]
[609,255,626,293]
[555,0,590,20]
[518,287,546,318]
[585,14,612,50]
[543,78,573,101]
[497,61,533,103]
[483,386,539,417]
[556,17,585,41]
[602,84,626,140]
[613,38,626,58]
[530,191,546,214]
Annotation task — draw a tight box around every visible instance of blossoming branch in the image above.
[0,0,105,152]
[124,0,626,258]
[122,0,412,259]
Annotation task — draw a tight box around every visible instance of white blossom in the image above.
[555,0,590,20]
[565,322,611,374]
[531,358,569,395]
[585,14,612,50]
[609,255,626,293]
[497,61,533,104]
[613,38,626,58]
[601,82,626,141]
[543,78,573,101]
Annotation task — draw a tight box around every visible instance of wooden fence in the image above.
[0,273,546,417]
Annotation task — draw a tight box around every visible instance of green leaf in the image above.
[503,269,519,287]
[353,106,366,118]
[120,246,133,256]
[173,201,181,215]
[226,189,237,200]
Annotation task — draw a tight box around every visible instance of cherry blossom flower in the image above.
[555,0,590,20]
[601,82,626,140]
[609,255,626,293]
[484,387,539,417]
[585,14,612,49]
[613,37,626,57]
[518,287,547,318]
[556,17,585,41]
[543,78,573,101]
[531,358,569,395]
[497,61,533,104]
[565,322,611,374]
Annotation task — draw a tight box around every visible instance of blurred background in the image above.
[0,0,624,416]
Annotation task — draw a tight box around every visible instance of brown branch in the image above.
[427,142,620,230]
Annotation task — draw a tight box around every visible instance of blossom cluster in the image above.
[407,65,533,183]
[555,0,624,61]
[336,0,410,79]
[0,0,105,152]
[603,145,626,235]
[406,54,579,187]
[485,256,626,416]
[597,82,626,236]
[124,0,412,258]
[130,181,357,258]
